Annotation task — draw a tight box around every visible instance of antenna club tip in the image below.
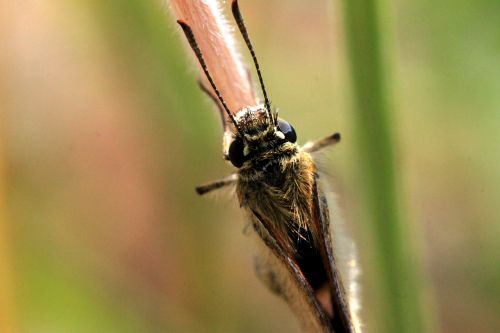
[195,186,206,195]
[231,0,241,14]
[177,20,189,29]
[332,132,341,142]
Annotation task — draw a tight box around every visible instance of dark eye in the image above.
[278,119,297,143]
[228,138,245,168]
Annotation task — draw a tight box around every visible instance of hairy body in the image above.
[232,106,355,332]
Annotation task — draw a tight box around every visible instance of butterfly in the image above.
[177,1,360,332]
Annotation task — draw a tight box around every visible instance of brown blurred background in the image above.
[1,0,499,332]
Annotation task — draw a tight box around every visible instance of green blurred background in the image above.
[1,0,499,332]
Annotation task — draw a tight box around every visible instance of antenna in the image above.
[177,20,244,137]
[231,0,273,123]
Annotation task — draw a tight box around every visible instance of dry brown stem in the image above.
[169,0,256,117]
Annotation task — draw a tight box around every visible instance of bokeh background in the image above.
[1,0,499,332]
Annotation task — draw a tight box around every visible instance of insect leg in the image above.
[195,173,238,195]
[253,255,284,296]
[302,132,341,153]
[197,79,227,131]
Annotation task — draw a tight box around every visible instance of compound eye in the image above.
[278,119,297,143]
[228,138,245,168]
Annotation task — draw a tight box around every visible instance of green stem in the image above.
[341,1,425,332]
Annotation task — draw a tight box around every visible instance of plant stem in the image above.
[169,0,256,112]
[0,98,15,333]
[341,0,426,332]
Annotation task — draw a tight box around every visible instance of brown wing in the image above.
[249,208,334,333]
[310,177,356,333]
